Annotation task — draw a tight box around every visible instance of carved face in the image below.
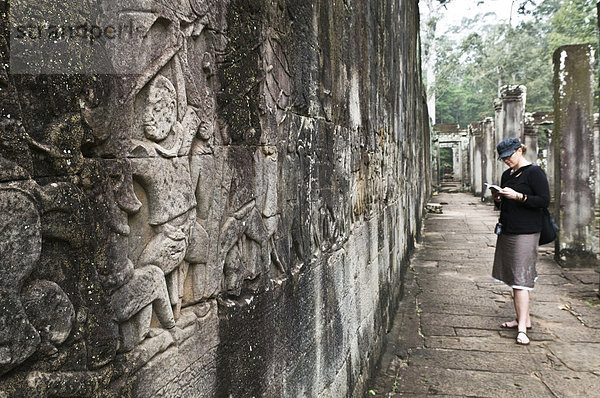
[197,118,214,141]
[143,76,177,142]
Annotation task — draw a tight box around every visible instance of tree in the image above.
[425,0,598,126]
[548,0,597,49]
[421,0,454,124]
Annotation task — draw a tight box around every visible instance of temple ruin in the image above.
[432,44,599,273]
[1,1,599,397]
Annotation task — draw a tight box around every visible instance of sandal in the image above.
[501,319,532,330]
[516,331,530,345]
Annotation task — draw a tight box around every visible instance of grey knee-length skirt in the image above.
[492,232,540,290]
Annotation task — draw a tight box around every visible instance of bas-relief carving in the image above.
[86,1,217,353]
[0,180,43,375]
[128,74,203,324]
[83,159,176,353]
[102,0,285,350]
[1,0,288,391]
[0,121,92,375]
[217,145,285,299]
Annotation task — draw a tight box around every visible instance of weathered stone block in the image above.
[553,44,598,267]
[426,203,443,214]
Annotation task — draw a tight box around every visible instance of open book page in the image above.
[484,182,502,191]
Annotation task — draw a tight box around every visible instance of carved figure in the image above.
[130,74,205,317]
[15,114,174,355]
[83,159,177,352]
[143,76,178,142]
[219,146,284,297]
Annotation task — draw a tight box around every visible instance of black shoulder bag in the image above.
[539,208,558,245]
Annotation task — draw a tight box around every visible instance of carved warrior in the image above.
[129,74,205,322]
[218,144,285,299]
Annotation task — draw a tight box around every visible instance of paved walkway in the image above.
[368,192,600,397]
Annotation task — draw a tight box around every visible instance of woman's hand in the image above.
[499,187,521,201]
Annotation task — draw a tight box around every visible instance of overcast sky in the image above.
[432,0,531,37]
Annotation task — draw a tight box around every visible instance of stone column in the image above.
[493,99,503,185]
[461,130,470,191]
[494,85,527,183]
[553,44,598,267]
[469,124,475,191]
[482,117,495,201]
[546,128,555,203]
[527,112,554,201]
[594,115,600,259]
[501,85,527,142]
[530,112,553,171]
[452,145,461,181]
[523,115,538,164]
[431,135,440,192]
[470,122,483,196]
[596,0,600,300]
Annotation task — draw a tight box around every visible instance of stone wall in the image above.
[0,0,430,396]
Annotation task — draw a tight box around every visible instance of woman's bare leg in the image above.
[514,288,530,344]
[502,289,532,328]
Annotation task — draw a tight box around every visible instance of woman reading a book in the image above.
[490,137,550,345]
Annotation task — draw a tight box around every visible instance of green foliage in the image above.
[548,0,597,49]
[429,0,598,126]
[440,147,453,175]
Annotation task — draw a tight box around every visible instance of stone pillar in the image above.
[527,111,554,201]
[530,112,554,171]
[546,128,556,203]
[594,115,600,259]
[461,130,470,191]
[523,115,538,164]
[452,145,461,181]
[553,44,598,267]
[493,99,503,185]
[501,84,527,142]
[431,135,440,192]
[494,85,527,182]
[469,124,475,191]
[482,117,495,201]
[470,122,483,196]
[596,0,600,299]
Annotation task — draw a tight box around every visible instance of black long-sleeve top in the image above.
[498,164,550,234]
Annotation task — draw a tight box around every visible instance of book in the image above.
[484,182,502,191]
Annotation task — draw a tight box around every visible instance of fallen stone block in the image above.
[426,203,443,214]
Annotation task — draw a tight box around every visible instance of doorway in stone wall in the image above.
[440,147,453,181]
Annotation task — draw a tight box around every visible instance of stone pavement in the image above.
[367,192,600,397]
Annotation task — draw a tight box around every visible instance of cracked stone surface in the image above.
[368,191,600,397]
